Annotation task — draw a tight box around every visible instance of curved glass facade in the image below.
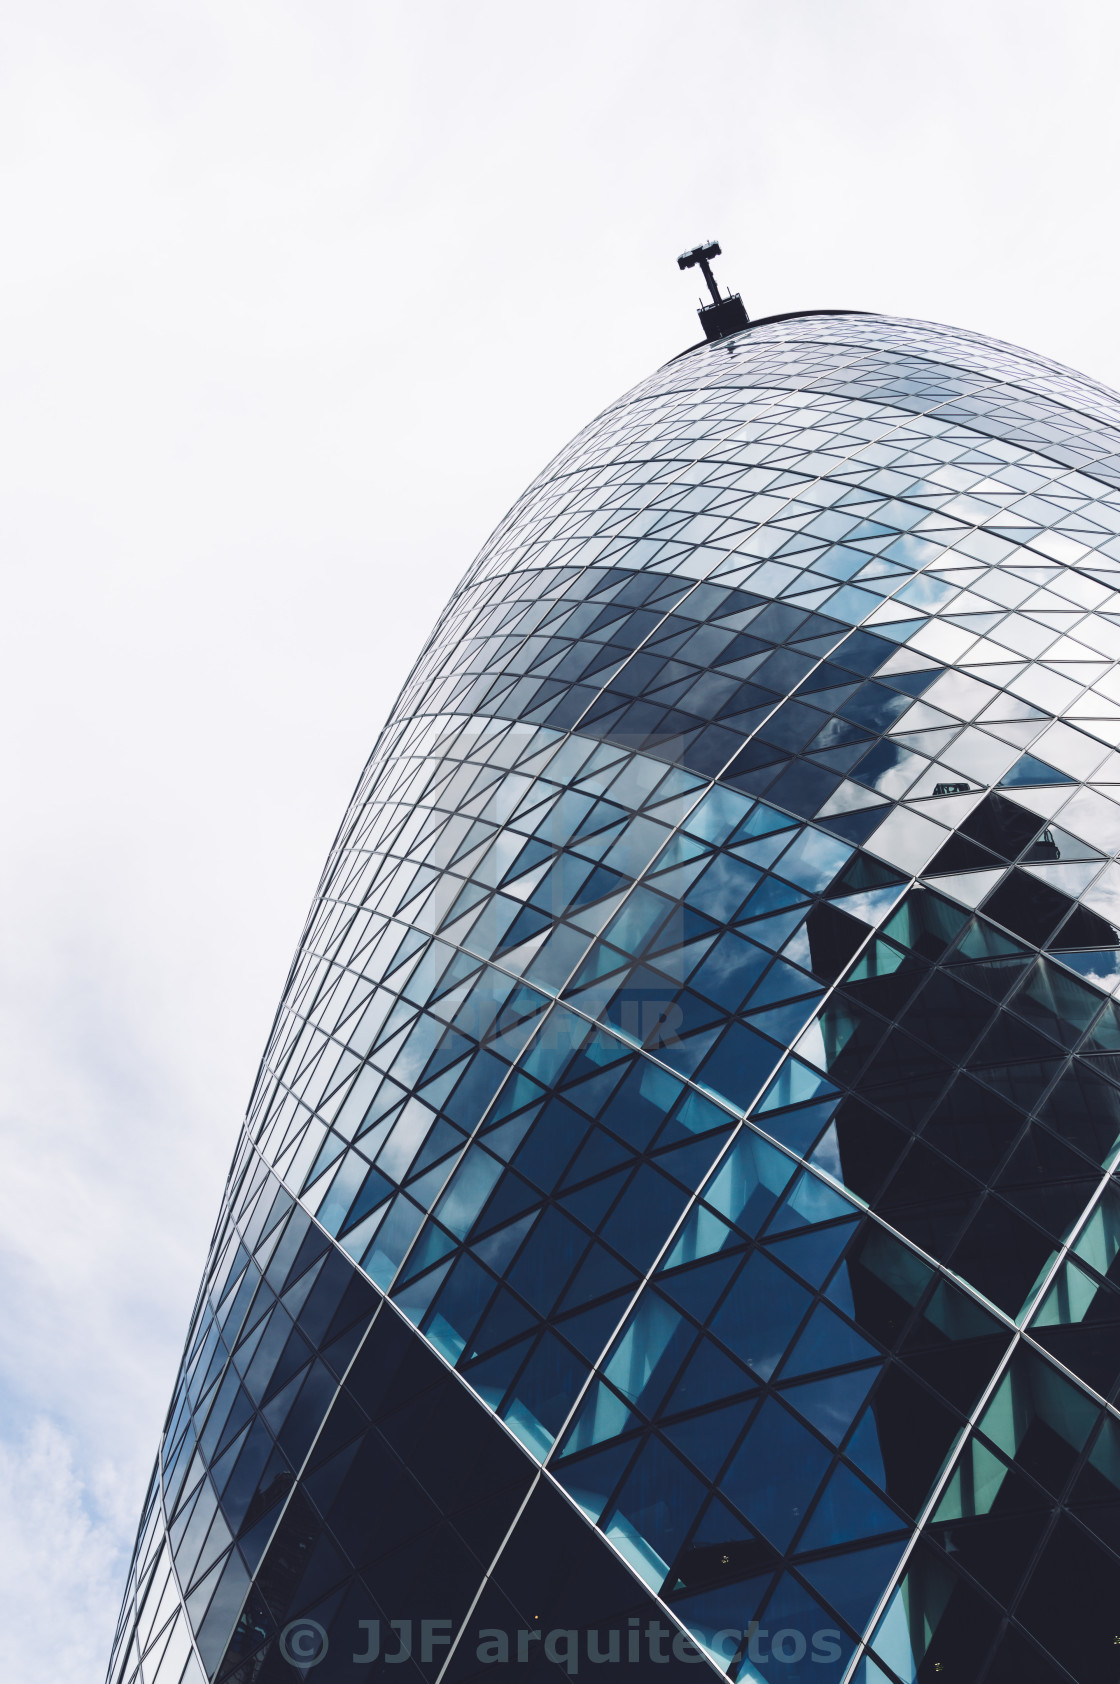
[109,312,1120,1684]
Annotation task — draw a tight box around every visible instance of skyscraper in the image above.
[108,300,1120,1684]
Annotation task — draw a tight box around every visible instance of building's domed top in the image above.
[109,306,1120,1684]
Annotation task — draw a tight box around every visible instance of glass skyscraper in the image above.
[108,308,1120,1684]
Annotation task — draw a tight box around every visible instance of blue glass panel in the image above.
[558,1166,629,1229]
[668,1574,775,1671]
[423,1254,496,1360]
[780,1367,879,1445]
[764,1218,857,1287]
[552,1437,637,1521]
[704,1129,796,1234]
[664,1202,741,1267]
[557,1239,637,1310]
[798,1459,903,1550]
[690,932,772,1010]
[766,1169,858,1234]
[603,1293,694,1413]
[598,1163,690,1270]
[741,1571,854,1683]
[710,1252,813,1381]
[605,1435,707,1588]
[665,1336,758,1415]
[798,1538,907,1645]
[505,1205,588,1314]
[361,1193,424,1288]
[663,1400,747,1480]
[689,854,765,922]
[502,1329,590,1448]
[683,785,756,845]
[723,1398,831,1550]
[658,1253,740,1322]
[697,1022,784,1109]
[432,1144,505,1237]
[780,1300,879,1379]
[594,1058,682,1149]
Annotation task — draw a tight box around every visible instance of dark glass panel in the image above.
[662,1400,747,1481]
[482,1479,691,1679]
[971,1055,1064,1115]
[766,760,844,818]
[981,1624,1071,1684]
[947,1194,1055,1316]
[973,1004,1061,1065]
[663,1334,758,1416]
[506,1330,591,1443]
[838,1224,932,1349]
[821,1104,909,1212]
[765,1220,857,1291]
[505,1207,589,1315]
[927,831,1001,874]
[897,970,997,1062]
[995,1125,1097,1241]
[843,938,928,1015]
[779,1299,878,1379]
[1018,1516,1120,1684]
[668,1511,778,1598]
[899,1277,1009,1415]
[920,1076,1023,1180]
[983,870,1074,947]
[859,1026,954,1093]
[1037,1063,1120,1165]
[1031,1259,1120,1397]
[1067,1414,1120,1555]
[1012,958,1103,1048]
[862,1363,964,1517]
[780,1366,878,1448]
[810,997,891,1086]
[598,1164,690,1272]
[929,1433,1053,1603]
[874,1141,978,1259]
[870,1540,1001,1684]
[806,901,870,982]
[960,793,1049,862]
[977,1346,1100,1496]
[882,888,969,962]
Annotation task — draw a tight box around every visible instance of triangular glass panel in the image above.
[764,1220,857,1289]
[1000,754,1076,787]
[797,1537,907,1639]
[1053,950,1120,992]
[1023,860,1103,897]
[664,1402,747,1480]
[780,1365,878,1446]
[553,1437,638,1521]
[779,1300,879,1378]
[923,868,1004,909]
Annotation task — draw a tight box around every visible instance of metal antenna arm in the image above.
[696,256,721,305]
[676,238,749,343]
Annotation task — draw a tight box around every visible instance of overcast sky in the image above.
[2,3,1119,1678]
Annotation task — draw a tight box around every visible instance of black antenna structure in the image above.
[677,240,749,341]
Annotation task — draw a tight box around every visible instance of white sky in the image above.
[1,3,1118,1678]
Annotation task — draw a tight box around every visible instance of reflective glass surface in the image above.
[109,312,1120,1684]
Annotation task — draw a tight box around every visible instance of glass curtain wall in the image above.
[108,312,1120,1684]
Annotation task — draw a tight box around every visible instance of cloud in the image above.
[0,1417,130,1684]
